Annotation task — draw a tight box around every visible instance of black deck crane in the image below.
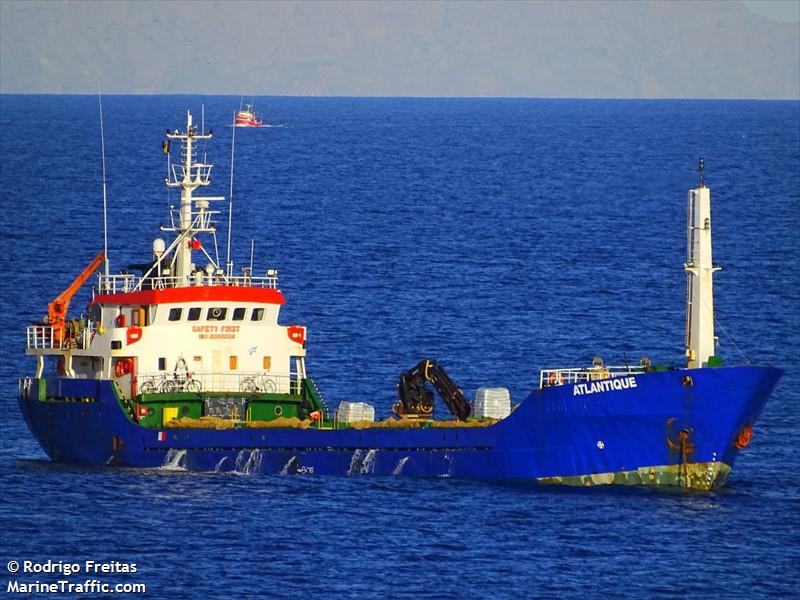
[394,359,471,421]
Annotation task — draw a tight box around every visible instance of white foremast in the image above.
[684,158,720,369]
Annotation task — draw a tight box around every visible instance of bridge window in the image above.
[232,307,246,321]
[251,308,264,321]
[207,307,227,321]
[168,308,182,321]
[187,307,201,321]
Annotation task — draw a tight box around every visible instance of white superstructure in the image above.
[26,111,308,399]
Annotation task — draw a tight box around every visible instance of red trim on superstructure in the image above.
[92,286,286,306]
[287,325,306,345]
[127,327,143,345]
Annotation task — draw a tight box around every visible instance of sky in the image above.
[1,0,798,98]
[743,0,800,22]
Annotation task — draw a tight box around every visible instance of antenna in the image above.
[249,239,255,274]
[165,132,171,215]
[97,88,109,280]
[226,111,236,275]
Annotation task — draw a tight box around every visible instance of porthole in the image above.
[274,405,283,416]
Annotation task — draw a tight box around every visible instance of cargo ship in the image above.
[18,112,782,489]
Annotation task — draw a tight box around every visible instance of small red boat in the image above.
[234,103,262,127]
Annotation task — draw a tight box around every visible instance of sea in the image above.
[0,96,797,599]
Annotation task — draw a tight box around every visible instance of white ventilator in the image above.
[685,158,720,369]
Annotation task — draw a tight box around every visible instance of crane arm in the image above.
[424,360,472,421]
[46,251,105,339]
[394,359,471,421]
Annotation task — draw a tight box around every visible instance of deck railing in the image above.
[97,271,278,294]
[26,322,96,351]
[26,326,56,350]
[135,370,300,395]
[539,365,646,388]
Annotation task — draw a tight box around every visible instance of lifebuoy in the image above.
[735,426,753,449]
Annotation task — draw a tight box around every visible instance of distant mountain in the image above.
[1,0,798,98]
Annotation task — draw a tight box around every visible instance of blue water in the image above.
[0,96,798,598]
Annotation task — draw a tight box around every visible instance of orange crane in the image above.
[46,251,106,344]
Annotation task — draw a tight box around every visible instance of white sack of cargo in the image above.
[338,401,375,423]
[472,387,511,419]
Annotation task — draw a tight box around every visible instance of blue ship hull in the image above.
[18,366,781,489]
